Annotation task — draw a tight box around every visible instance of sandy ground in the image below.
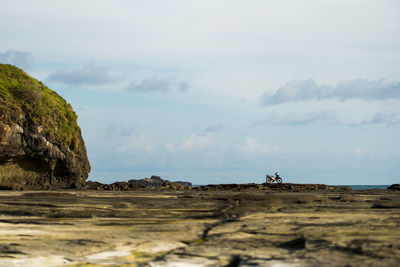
[0,188,399,266]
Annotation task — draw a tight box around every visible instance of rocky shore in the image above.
[0,185,399,266]
[82,175,353,192]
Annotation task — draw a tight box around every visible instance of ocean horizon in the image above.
[343,185,390,190]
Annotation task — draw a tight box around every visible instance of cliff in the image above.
[0,64,90,189]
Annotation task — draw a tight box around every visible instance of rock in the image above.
[388,184,400,190]
[84,181,105,191]
[83,180,145,191]
[156,181,187,190]
[262,183,352,191]
[128,175,192,188]
[0,64,90,189]
[173,181,192,187]
[128,175,165,188]
[371,200,400,209]
[279,237,307,250]
[191,183,351,192]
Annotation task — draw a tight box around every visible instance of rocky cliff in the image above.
[0,64,90,189]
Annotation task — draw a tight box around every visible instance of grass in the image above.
[0,64,80,150]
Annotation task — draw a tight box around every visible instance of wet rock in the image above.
[0,64,90,189]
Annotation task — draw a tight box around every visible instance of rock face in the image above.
[0,64,90,189]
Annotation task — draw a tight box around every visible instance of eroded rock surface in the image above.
[0,189,399,266]
[0,64,90,189]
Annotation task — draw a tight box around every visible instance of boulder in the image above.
[0,64,90,189]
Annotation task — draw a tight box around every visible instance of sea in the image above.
[343,185,390,190]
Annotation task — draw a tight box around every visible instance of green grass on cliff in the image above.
[0,64,80,150]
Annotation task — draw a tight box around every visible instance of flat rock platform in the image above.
[0,186,399,266]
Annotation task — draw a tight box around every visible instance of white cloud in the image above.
[261,79,400,105]
[166,133,213,152]
[0,49,33,69]
[47,62,120,86]
[117,133,153,154]
[254,111,333,126]
[345,147,367,156]
[204,124,225,132]
[126,76,189,93]
[103,123,135,138]
[182,133,213,151]
[237,137,277,158]
[359,111,400,127]
[2,1,399,99]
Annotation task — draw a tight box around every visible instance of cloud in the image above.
[204,124,224,132]
[254,111,333,126]
[181,133,212,151]
[47,62,119,86]
[237,137,277,158]
[126,76,189,93]
[261,79,400,105]
[359,111,400,127]
[345,147,368,156]
[332,79,400,100]
[103,123,135,138]
[0,49,33,69]
[117,133,153,154]
[165,133,213,152]
[179,81,189,92]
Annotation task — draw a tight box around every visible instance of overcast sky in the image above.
[1,0,399,184]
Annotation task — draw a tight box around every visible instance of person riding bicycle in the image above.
[275,172,281,180]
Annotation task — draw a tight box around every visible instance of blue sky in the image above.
[1,0,399,184]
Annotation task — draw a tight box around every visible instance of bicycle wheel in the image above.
[276,178,282,183]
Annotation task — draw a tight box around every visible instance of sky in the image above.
[1,0,399,185]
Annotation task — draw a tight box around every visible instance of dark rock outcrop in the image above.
[128,175,164,188]
[82,181,351,192]
[0,64,90,189]
[192,183,351,191]
[387,184,400,190]
[84,181,145,191]
[262,183,352,191]
[128,175,192,188]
